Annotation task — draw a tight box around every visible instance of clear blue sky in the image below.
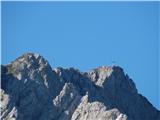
[2,1,159,109]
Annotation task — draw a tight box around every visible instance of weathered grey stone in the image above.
[71,94,127,120]
[53,83,82,120]
[1,53,160,120]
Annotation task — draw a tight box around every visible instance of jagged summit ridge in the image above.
[1,53,160,120]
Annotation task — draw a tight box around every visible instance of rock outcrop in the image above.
[1,53,160,120]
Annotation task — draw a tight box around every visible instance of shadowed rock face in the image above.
[1,53,160,120]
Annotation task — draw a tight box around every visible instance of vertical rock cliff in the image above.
[1,53,160,120]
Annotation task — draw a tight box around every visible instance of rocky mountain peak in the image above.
[87,65,137,94]
[5,53,51,80]
[87,66,121,86]
[9,53,49,71]
[1,53,160,120]
[15,53,45,63]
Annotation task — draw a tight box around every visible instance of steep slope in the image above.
[1,53,160,120]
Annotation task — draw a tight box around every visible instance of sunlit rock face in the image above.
[1,53,160,120]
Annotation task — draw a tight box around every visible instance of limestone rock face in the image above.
[71,95,127,120]
[1,53,160,120]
